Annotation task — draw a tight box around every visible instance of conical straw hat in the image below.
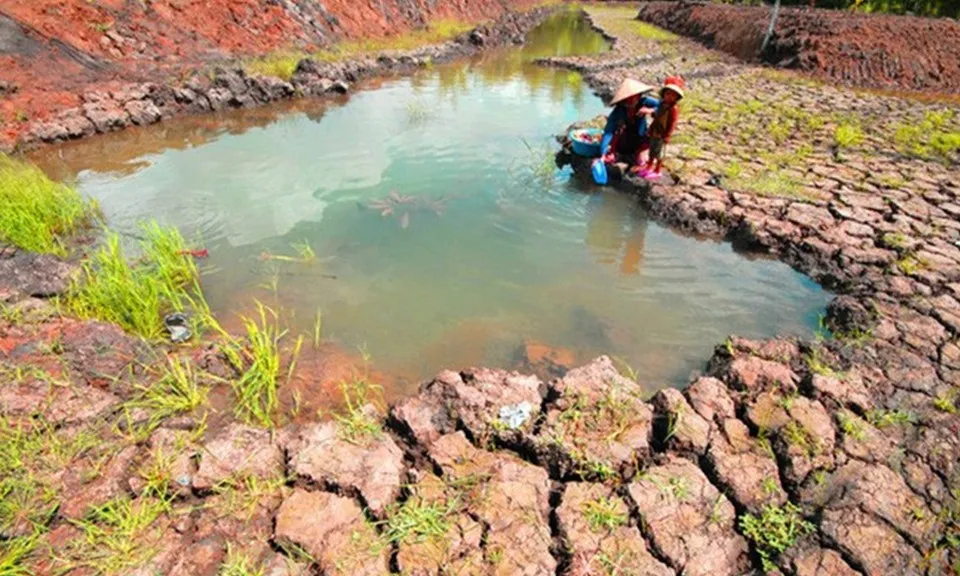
[610,78,655,105]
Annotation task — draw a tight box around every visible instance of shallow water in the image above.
[32,13,830,400]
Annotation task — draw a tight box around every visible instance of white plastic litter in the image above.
[498,401,533,430]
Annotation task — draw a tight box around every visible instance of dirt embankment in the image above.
[636,0,960,94]
[0,0,539,149]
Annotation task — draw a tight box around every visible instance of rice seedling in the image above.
[65,223,201,340]
[219,301,303,428]
[0,155,100,256]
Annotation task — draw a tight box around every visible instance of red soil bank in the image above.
[636,0,960,94]
[0,0,537,147]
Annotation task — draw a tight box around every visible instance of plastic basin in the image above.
[569,128,603,157]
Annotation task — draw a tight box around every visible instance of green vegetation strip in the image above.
[0,155,100,256]
[246,19,475,81]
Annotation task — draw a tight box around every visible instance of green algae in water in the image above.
[29,13,830,400]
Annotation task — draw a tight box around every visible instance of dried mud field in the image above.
[2,3,960,576]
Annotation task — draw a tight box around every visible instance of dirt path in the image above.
[2,5,959,576]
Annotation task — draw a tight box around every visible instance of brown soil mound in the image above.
[0,0,536,147]
[636,0,960,94]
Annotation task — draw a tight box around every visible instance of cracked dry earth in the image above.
[3,7,960,576]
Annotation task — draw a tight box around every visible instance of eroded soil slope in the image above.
[0,0,537,146]
[636,0,960,94]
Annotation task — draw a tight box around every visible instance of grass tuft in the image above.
[65,223,201,340]
[582,496,627,533]
[0,155,100,256]
[219,544,265,576]
[245,18,473,79]
[129,356,206,426]
[333,376,384,445]
[218,302,302,428]
[383,497,456,545]
[837,411,866,441]
[65,496,170,574]
[0,533,38,575]
[866,408,914,428]
[739,502,814,573]
[834,123,864,149]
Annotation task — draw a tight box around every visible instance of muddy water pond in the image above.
[33,13,830,401]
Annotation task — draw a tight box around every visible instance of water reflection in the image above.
[584,191,649,275]
[30,98,342,181]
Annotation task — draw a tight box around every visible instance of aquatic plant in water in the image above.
[364,190,460,229]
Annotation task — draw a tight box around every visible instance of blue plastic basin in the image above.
[569,128,603,158]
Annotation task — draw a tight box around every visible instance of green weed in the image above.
[244,52,303,81]
[881,232,908,251]
[577,457,616,483]
[731,170,810,201]
[247,18,473,78]
[0,533,38,575]
[219,302,302,428]
[805,348,838,377]
[834,123,864,149]
[219,544,265,576]
[892,109,960,162]
[333,375,384,445]
[0,418,100,537]
[65,495,170,574]
[762,477,780,497]
[213,474,288,521]
[934,391,958,415]
[0,155,100,256]
[65,224,201,340]
[128,356,206,426]
[582,496,627,533]
[782,421,819,457]
[837,411,866,441]
[866,408,914,428]
[312,307,323,350]
[739,502,814,573]
[383,497,456,545]
[632,21,678,42]
[518,137,558,187]
[896,255,927,275]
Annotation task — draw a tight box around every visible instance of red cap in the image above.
[662,75,685,99]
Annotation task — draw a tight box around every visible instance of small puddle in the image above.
[31,12,830,403]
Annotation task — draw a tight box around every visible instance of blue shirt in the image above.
[600,95,661,155]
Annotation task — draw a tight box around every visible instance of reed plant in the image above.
[0,155,99,256]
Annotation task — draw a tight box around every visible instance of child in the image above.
[637,75,685,180]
